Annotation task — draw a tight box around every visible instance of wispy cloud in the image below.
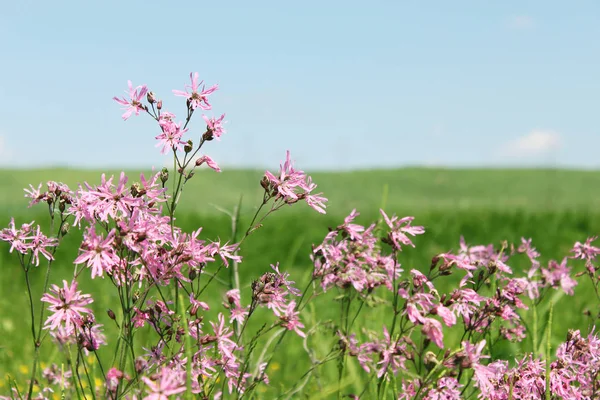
[502,129,561,157]
[508,15,535,30]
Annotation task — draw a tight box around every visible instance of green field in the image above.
[1,167,600,397]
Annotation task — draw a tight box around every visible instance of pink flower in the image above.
[379,209,425,251]
[74,228,120,279]
[434,304,456,327]
[142,367,186,400]
[279,301,305,337]
[173,72,218,110]
[195,155,221,172]
[41,280,93,332]
[155,115,187,154]
[113,80,148,120]
[422,318,444,348]
[189,293,210,316]
[202,114,226,140]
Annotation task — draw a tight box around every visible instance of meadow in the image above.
[1,167,600,397]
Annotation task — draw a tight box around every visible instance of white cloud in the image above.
[508,15,535,30]
[503,129,561,157]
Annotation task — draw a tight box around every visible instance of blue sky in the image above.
[1,1,598,170]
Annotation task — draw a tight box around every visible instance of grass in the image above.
[1,167,599,397]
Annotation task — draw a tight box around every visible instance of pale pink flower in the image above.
[142,367,186,400]
[279,301,305,337]
[379,209,425,251]
[195,155,221,172]
[113,80,148,120]
[202,114,226,140]
[41,280,93,332]
[74,228,120,279]
[173,72,218,110]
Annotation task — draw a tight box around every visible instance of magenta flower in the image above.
[41,280,93,332]
[113,80,148,120]
[142,367,186,400]
[173,72,218,110]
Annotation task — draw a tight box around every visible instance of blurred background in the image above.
[1,0,600,388]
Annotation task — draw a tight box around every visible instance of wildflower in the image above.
[379,209,425,251]
[202,114,226,140]
[41,280,93,332]
[195,155,221,172]
[141,367,186,400]
[155,117,187,155]
[172,72,218,110]
[113,80,148,120]
[279,301,305,337]
[74,228,120,279]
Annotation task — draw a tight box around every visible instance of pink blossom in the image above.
[74,228,120,279]
[113,80,148,120]
[379,209,425,251]
[279,301,305,337]
[422,318,444,348]
[172,72,218,110]
[142,367,186,400]
[202,114,226,140]
[155,116,187,154]
[195,155,221,172]
[41,280,93,332]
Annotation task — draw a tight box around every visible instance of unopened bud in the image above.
[58,201,66,212]
[430,255,440,270]
[135,357,148,374]
[187,171,195,180]
[157,100,163,110]
[107,309,116,320]
[130,182,142,197]
[60,223,70,236]
[160,167,169,183]
[260,176,270,191]
[147,91,156,104]
[184,140,193,153]
[188,269,198,281]
[424,351,438,371]
[203,129,214,141]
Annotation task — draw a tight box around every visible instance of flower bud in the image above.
[60,223,70,236]
[58,201,66,212]
[157,100,163,110]
[147,91,156,104]
[260,176,270,191]
[160,168,169,183]
[184,140,193,153]
[135,357,148,375]
[203,129,214,141]
[188,269,198,281]
[107,309,116,320]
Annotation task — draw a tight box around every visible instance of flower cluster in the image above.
[312,209,424,293]
[4,71,600,400]
[0,218,57,266]
[261,151,328,214]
